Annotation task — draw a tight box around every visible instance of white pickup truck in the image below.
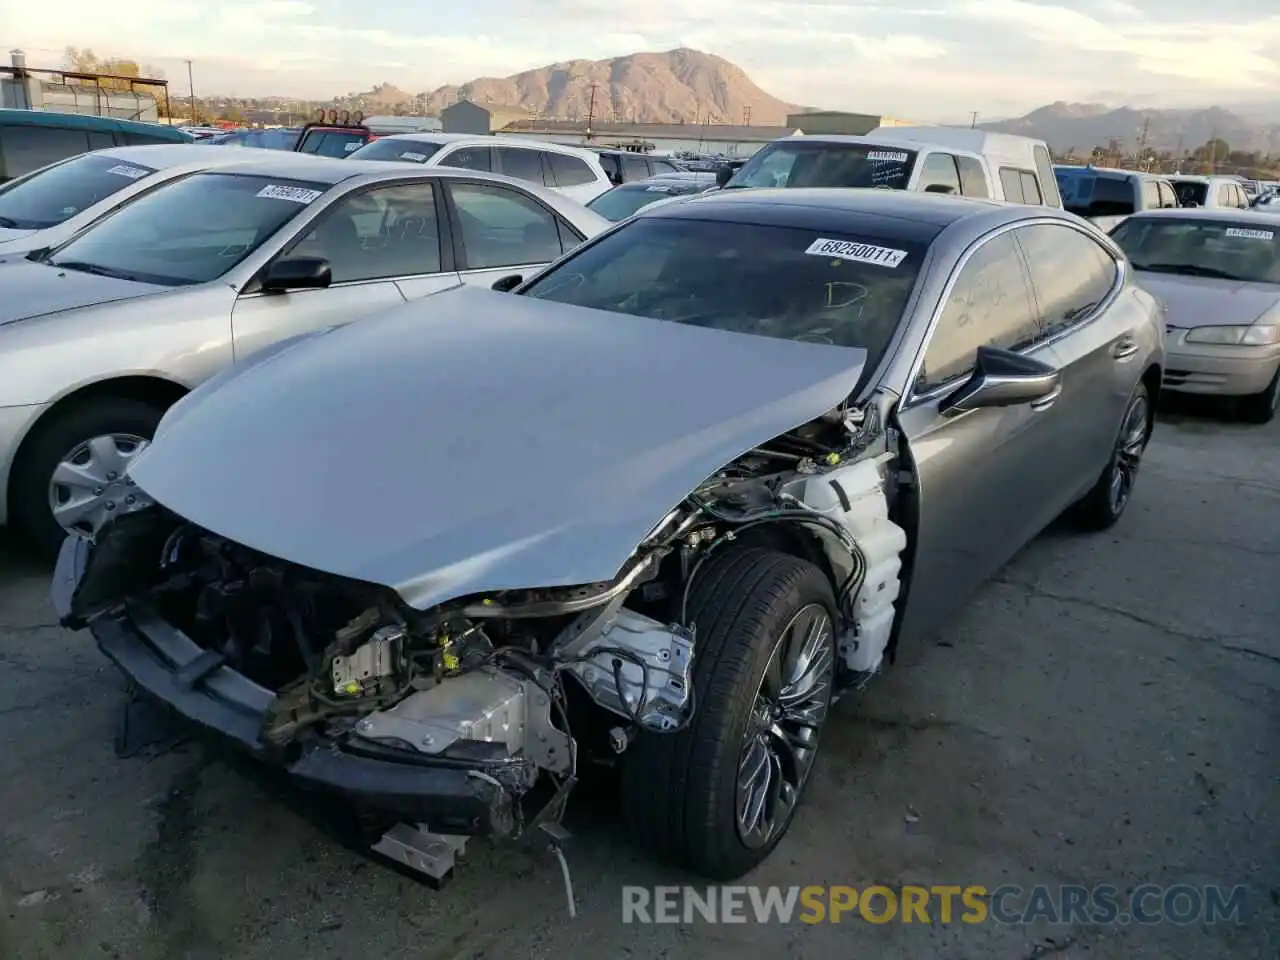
[718,126,1063,208]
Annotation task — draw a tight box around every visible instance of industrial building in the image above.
[1,49,165,121]
[784,110,920,135]
[440,99,534,135]
[497,119,802,157]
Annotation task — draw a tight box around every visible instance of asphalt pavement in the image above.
[1,399,1276,960]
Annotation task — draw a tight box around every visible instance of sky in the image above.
[2,0,1279,119]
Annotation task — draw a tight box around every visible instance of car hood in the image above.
[1135,271,1280,328]
[0,226,37,246]
[0,260,168,326]
[129,285,868,611]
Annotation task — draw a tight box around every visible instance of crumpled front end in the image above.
[52,502,699,858]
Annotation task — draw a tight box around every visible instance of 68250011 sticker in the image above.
[804,238,908,268]
[866,150,909,163]
[105,164,150,180]
[255,184,324,204]
[1224,227,1274,240]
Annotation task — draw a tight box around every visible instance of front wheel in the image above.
[10,398,165,559]
[1237,366,1280,425]
[1071,381,1152,532]
[619,547,837,880]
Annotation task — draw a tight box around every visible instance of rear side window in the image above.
[122,130,178,147]
[438,146,493,172]
[87,131,115,150]
[1216,184,1231,207]
[1015,223,1118,336]
[956,156,989,198]
[597,153,622,183]
[494,147,545,185]
[652,159,681,175]
[1156,181,1178,209]
[999,168,1025,204]
[1020,171,1042,205]
[0,125,93,180]
[1087,177,1135,217]
[447,181,564,269]
[1032,146,1061,207]
[621,154,650,182]
[546,152,597,187]
[918,153,962,195]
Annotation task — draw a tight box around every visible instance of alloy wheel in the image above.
[48,433,153,539]
[736,602,835,849]
[1109,394,1149,515]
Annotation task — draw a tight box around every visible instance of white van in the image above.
[720,126,1062,208]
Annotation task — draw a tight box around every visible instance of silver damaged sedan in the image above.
[0,155,609,555]
[53,189,1164,882]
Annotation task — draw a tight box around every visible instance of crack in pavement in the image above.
[992,576,1280,668]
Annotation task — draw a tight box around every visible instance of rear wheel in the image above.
[1072,382,1151,531]
[1237,366,1280,425]
[11,398,165,559]
[619,547,837,880]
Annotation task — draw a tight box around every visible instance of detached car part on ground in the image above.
[53,190,1163,887]
[0,156,608,557]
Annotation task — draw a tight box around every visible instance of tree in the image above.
[62,46,168,110]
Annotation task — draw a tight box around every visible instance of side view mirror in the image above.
[261,256,332,292]
[491,274,523,292]
[715,165,734,187]
[924,183,956,194]
[938,346,1061,417]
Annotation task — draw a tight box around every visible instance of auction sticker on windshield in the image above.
[805,238,908,268]
[105,164,150,180]
[867,151,909,163]
[256,185,324,204]
[1224,227,1274,240]
[399,152,428,162]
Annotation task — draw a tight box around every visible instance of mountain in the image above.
[981,101,1280,155]
[415,48,803,125]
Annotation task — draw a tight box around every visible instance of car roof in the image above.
[90,143,251,170]
[0,108,191,140]
[1056,166,1162,181]
[638,187,1019,243]
[197,154,422,184]
[373,132,601,160]
[1124,207,1280,227]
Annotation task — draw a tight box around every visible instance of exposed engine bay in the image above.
[60,401,907,886]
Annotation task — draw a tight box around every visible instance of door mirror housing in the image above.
[261,256,332,292]
[715,165,734,187]
[491,274,523,292]
[924,183,957,194]
[938,346,1061,417]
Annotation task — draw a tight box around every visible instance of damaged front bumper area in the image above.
[52,510,696,857]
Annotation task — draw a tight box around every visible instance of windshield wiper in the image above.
[49,260,142,281]
[1135,263,1246,281]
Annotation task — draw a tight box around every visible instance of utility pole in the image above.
[185,59,196,123]
[585,83,598,140]
[1136,116,1151,171]
[969,111,978,128]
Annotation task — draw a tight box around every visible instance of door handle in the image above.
[1029,385,1062,411]
[1111,337,1139,361]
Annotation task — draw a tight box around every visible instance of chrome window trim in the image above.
[900,218,1124,408]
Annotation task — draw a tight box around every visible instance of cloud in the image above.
[1,0,1277,117]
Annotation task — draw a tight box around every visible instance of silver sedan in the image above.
[0,155,610,555]
[55,188,1163,883]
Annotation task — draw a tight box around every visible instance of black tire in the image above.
[619,547,837,880]
[1072,381,1152,532]
[1237,367,1279,425]
[10,398,166,560]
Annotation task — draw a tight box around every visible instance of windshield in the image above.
[726,141,916,190]
[587,182,704,221]
[1171,180,1208,207]
[1110,217,1280,284]
[47,173,328,286]
[209,128,300,150]
[347,138,446,163]
[0,153,158,230]
[298,129,370,158]
[520,217,925,379]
